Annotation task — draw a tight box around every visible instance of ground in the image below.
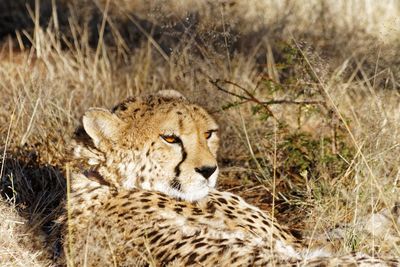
[0,0,399,266]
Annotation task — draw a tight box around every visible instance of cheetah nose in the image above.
[195,166,217,179]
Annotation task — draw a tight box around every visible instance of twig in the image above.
[209,79,250,101]
[261,99,324,105]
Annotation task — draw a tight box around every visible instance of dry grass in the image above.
[0,0,399,265]
[0,200,52,266]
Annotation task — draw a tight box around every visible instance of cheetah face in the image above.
[79,90,219,202]
[144,109,219,201]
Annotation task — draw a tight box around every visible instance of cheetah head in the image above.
[74,90,219,201]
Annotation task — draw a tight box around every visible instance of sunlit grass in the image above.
[0,0,399,265]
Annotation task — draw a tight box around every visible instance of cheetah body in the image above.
[64,90,398,266]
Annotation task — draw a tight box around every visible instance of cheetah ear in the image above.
[157,89,187,100]
[83,108,125,147]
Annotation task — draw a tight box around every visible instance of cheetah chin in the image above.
[153,171,218,202]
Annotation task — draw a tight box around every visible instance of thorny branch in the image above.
[210,79,276,120]
[209,79,325,119]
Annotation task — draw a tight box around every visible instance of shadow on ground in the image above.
[0,148,65,258]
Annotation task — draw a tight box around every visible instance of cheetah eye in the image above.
[161,134,181,144]
[204,130,217,139]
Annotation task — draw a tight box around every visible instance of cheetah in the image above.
[63,90,399,266]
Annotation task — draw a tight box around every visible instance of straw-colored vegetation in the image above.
[0,0,399,265]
